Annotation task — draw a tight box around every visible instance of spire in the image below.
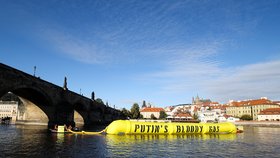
[192,97,194,104]
[142,100,147,108]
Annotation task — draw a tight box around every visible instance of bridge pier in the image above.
[48,102,76,129]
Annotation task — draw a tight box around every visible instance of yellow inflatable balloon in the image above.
[105,120,237,135]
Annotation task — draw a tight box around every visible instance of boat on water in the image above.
[49,125,79,133]
[1,117,12,125]
[49,125,67,133]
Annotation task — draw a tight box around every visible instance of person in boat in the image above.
[54,124,58,130]
[49,124,58,133]
[72,126,80,132]
[66,125,81,132]
[64,124,68,131]
[63,124,75,132]
[67,125,72,131]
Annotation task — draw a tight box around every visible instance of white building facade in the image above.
[258,108,280,121]
[0,101,18,123]
[198,111,217,123]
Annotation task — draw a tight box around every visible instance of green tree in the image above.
[159,111,167,119]
[240,114,253,120]
[130,103,140,119]
[1,92,20,101]
[151,114,157,120]
[121,108,131,119]
[193,113,198,120]
[96,98,104,105]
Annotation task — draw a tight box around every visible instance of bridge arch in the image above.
[73,102,105,125]
[0,85,54,123]
[73,102,87,125]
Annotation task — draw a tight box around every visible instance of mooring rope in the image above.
[68,129,106,135]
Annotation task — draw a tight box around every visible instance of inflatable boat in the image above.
[105,120,238,134]
[69,120,241,135]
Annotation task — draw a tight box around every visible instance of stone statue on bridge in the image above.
[63,76,68,90]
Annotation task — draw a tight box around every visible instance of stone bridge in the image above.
[0,63,124,128]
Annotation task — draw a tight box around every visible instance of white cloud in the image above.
[206,60,280,102]
[140,38,280,103]
[141,40,223,92]
[44,30,113,64]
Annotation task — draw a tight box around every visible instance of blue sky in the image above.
[1,0,280,109]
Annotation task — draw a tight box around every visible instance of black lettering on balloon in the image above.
[135,124,140,132]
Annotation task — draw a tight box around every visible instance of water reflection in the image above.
[54,133,65,144]
[1,125,280,157]
[106,133,236,145]
[105,134,237,157]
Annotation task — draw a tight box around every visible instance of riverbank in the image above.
[234,121,280,127]
[15,120,48,126]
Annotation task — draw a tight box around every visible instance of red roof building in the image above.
[229,98,274,107]
[140,107,164,119]
[227,98,280,120]
[259,108,280,115]
[258,108,280,121]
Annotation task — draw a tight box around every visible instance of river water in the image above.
[0,125,279,158]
